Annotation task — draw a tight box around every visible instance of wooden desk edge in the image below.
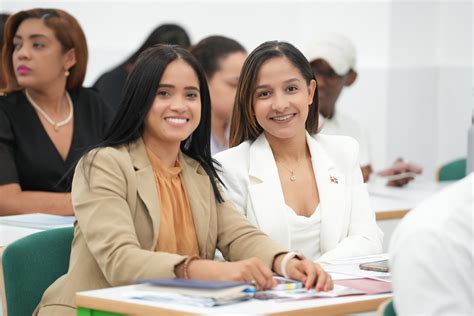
[76,293,391,316]
[376,209,410,220]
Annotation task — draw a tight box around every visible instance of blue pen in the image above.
[243,287,257,293]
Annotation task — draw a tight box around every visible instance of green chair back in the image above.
[2,227,74,315]
[383,299,396,316]
[438,158,466,181]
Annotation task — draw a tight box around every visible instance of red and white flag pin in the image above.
[330,175,339,184]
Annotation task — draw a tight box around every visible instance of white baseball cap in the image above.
[306,33,356,76]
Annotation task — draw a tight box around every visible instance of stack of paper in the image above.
[0,213,75,230]
[131,278,256,307]
[321,254,392,282]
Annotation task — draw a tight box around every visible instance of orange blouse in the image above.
[146,147,199,256]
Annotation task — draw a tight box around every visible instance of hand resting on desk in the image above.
[175,255,333,292]
[378,158,423,187]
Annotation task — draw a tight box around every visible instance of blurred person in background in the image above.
[0,13,12,89]
[190,35,246,154]
[306,33,422,185]
[93,23,191,111]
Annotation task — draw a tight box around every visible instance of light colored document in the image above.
[324,264,391,282]
[262,284,363,301]
[0,213,75,230]
[320,253,389,265]
[368,179,450,202]
[319,254,391,282]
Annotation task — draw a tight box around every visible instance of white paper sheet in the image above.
[0,213,74,230]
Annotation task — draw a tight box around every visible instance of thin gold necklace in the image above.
[277,160,300,182]
[25,90,73,132]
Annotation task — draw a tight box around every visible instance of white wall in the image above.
[436,1,473,169]
[387,0,472,178]
[2,0,472,178]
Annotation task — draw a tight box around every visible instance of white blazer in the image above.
[214,132,383,262]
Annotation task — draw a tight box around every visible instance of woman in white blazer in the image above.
[214,41,383,262]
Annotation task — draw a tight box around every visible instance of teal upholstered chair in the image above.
[437,158,466,181]
[377,299,396,316]
[2,227,74,315]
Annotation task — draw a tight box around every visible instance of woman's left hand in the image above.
[274,254,333,291]
[287,258,333,291]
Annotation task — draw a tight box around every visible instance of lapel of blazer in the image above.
[128,138,161,248]
[248,134,291,248]
[307,133,346,253]
[179,152,211,258]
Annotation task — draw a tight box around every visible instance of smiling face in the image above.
[253,56,316,141]
[12,18,75,90]
[143,58,201,149]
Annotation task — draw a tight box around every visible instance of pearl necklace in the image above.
[25,90,73,132]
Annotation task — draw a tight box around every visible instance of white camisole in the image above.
[286,204,322,260]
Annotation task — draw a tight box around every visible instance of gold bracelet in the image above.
[183,255,200,279]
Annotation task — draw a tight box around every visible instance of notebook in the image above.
[133,278,256,306]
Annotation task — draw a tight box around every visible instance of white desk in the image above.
[0,224,41,247]
[76,284,391,315]
[371,179,451,220]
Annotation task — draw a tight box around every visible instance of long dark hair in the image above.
[87,44,224,202]
[124,24,191,66]
[230,41,319,147]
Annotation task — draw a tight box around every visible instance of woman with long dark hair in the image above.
[35,45,332,315]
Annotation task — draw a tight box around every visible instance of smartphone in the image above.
[359,259,390,273]
[272,276,303,291]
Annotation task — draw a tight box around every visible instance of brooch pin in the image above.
[330,175,339,184]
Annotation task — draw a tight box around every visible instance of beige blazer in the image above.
[214,132,383,262]
[36,138,287,316]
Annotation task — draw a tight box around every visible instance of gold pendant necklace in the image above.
[25,90,73,132]
[277,161,298,182]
